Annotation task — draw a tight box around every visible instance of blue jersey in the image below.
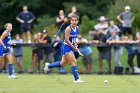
[61,25,79,55]
[64,25,79,45]
[3,31,11,48]
[0,31,11,56]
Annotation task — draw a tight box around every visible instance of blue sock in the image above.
[48,61,61,69]
[8,64,13,76]
[71,66,79,80]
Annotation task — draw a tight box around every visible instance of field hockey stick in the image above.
[77,49,83,56]
[75,42,83,57]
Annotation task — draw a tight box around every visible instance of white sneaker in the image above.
[74,79,85,83]
[44,63,50,73]
[9,74,18,79]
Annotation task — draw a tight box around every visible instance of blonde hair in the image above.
[4,23,12,28]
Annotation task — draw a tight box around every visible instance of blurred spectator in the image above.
[123,36,135,73]
[94,16,109,35]
[106,31,123,67]
[88,16,108,40]
[55,10,68,40]
[68,6,80,18]
[76,35,93,73]
[92,28,112,74]
[56,17,70,40]
[133,32,140,68]
[106,20,120,38]
[13,34,23,73]
[117,6,135,38]
[56,10,67,29]
[16,5,35,43]
[52,35,62,62]
[28,33,40,73]
[39,30,54,64]
[37,32,44,61]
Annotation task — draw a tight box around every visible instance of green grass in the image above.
[0,74,140,93]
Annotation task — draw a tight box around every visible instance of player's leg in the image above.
[44,43,69,71]
[66,52,85,83]
[0,46,4,71]
[0,57,4,71]
[6,53,17,78]
[44,55,68,72]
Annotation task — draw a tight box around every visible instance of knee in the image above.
[61,62,67,67]
[71,60,77,66]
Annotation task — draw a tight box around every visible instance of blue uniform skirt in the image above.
[61,43,76,56]
[0,45,3,57]
[0,45,11,57]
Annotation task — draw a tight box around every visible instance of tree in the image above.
[0,0,114,36]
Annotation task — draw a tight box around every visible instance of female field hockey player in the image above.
[44,14,85,83]
[0,23,17,79]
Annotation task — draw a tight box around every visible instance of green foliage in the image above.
[33,14,57,34]
[63,0,113,19]
[79,15,96,34]
[108,0,140,21]
[0,0,113,36]
[133,13,140,30]
[44,24,58,37]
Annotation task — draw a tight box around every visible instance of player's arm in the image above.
[0,31,8,49]
[65,26,78,51]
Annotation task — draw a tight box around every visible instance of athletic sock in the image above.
[8,64,13,76]
[48,61,61,69]
[71,66,79,80]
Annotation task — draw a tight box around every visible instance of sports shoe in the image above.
[74,79,85,83]
[44,63,50,73]
[9,74,18,79]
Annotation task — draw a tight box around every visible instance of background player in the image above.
[0,23,17,79]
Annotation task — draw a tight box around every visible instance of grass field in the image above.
[0,74,140,93]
